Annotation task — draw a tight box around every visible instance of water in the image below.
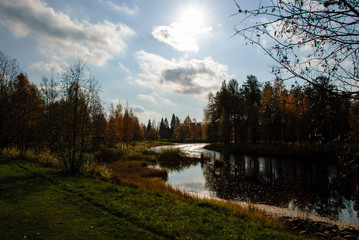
[153,143,359,225]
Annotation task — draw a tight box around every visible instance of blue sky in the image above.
[0,0,275,124]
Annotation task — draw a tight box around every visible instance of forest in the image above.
[204,76,359,145]
[1,49,359,172]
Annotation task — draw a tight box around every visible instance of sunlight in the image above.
[152,5,210,52]
[180,7,204,32]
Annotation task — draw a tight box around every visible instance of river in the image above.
[152,143,359,226]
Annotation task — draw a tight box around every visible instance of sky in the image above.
[0,0,276,124]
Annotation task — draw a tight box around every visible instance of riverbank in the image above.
[0,159,302,240]
[185,191,359,239]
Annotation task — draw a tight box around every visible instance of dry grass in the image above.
[108,160,168,188]
[106,156,281,230]
[190,197,285,230]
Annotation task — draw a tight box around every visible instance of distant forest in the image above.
[1,50,359,169]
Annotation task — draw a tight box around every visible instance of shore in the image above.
[186,191,359,239]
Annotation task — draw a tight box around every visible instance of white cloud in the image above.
[135,50,231,97]
[0,0,135,66]
[118,62,130,73]
[30,60,68,73]
[137,94,156,103]
[110,98,121,106]
[106,1,139,16]
[131,105,162,124]
[153,93,175,106]
[137,92,176,106]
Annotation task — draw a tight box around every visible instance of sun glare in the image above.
[180,7,204,32]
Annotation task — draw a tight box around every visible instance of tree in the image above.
[183,116,192,141]
[146,119,159,140]
[10,73,44,157]
[233,0,359,97]
[260,82,275,143]
[131,112,143,141]
[58,61,101,173]
[204,79,244,143]
[105,103,123,146]
[305,76,344,144]
[0,51,20,156]
[349,94,359,142]
[218,108,231,144]
[159,117,170,140]
[122,106,134,147]
[92,111,107,149]
[170,114,180,140]
[242,75,261,144]
[41,72,61,151]
[286,83,307,145]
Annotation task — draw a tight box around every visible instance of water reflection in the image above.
[154,144,359,224]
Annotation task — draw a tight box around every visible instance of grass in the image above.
[0,159,307,240]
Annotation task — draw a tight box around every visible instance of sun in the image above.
[180,7,204,32]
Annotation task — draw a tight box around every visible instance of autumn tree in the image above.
[9,73,44,157]
[146,119,159,140]
[91,103,107,149]
[182,116,192,141]
[232,0,359,97]
[105,103,123,146]
[122,106,134,147]
[0,51,20,156]
[286,83,307,145]
[218,108,231,144]
[260,82,275,143]
[205,79,248,143]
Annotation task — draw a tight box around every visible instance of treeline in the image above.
[0,52,111,172]
[204,76,359,145]
[0,51,206,172]
[157,115,204,142]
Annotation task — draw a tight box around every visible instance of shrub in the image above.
[157,148,186,162]
[36,153,60,168]
[94,147,124,163]
[2,148,20,160]
[83,160,112,180]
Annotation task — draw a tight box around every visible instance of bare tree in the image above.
[232,0,359,97]
[59,61,100,173]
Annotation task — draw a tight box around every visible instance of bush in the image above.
[2,148,20,160]
[83,160,112,180]
[157,148,186,162]
[94,147,124,163]
[36,153,60,168]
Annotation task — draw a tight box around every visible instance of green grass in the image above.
[0,159,306,240]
